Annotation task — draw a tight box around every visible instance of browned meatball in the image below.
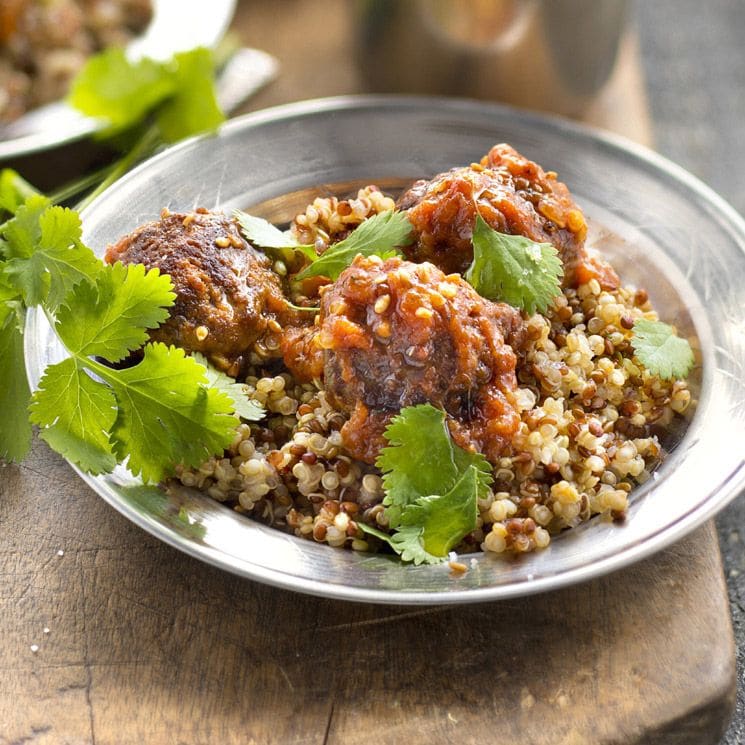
[105,208,291,371]
[306,255,525,464]
[398,143,618,289]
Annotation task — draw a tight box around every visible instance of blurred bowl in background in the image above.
[0,0,236,189]
[354,0,629,117]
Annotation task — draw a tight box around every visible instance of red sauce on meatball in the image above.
[307,255,525,464]
[398,143,619,290]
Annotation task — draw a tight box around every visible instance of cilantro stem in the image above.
[287,302,319,313]
[77,125,161,212]
[48,165,112,206]
[42,306,116,387]
[9,172,38,202]
[76,354,125,386]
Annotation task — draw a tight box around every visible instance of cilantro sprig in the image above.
[233,211,318,267]
[0,170,37,219]
[464,215,563,314]
[236,209,413,282]
[26,253,238,481]
[631,318,695,380]
[192,353,265,422]
[59,46,226,211]
[0,188,259,480]
[0,195,101,309]
[69,47,224,143]
[295,211,413,281]
[360,404,493,565]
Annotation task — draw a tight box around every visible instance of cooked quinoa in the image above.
[171,184,693,560]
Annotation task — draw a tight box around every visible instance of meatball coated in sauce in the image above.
[312,255,525,464]
[105,209,292,371]
[398,143,619,289]
[280,323,324,383]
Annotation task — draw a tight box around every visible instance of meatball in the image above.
[105,208,291,371]
[307,255,525,464]
[280,323,324,383]
[398,143,618,289]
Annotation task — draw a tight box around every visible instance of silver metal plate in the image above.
[24,97,745,604]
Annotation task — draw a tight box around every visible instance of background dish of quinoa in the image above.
[24,97,745,604]
[0,0,236,161]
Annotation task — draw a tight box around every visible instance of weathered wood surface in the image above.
[0,440,736,745]
[0,1,736,743]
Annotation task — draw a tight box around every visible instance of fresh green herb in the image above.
[0,195,241,480]
[365,404,492,565]
[62,47,225,210]
[286,302,320,313]
[0,196,101,308]
[68,49,174,132]
[631,318,694,380]
[233,210,317,261]
[28,256,238,481]
[0,301,32,462]
[96,343,236,482]
[69,47,224,143]
[54,261,174,362]
[154,48,225,143]
[295,210,413,281]
[389,466,481,564]
[465,215,563,314]
[0,187,99,464]
[29,357,118,475]
[0,175,36,461]
[0,170,38,219]
[192,352,265,422]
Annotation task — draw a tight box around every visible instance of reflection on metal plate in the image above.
[24,97,745,604]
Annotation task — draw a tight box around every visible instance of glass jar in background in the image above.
[354,0,630,118]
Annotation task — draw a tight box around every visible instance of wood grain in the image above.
[0,1,736,743]
[0,440,736,745]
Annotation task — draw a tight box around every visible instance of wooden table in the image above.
[0,2,736,743]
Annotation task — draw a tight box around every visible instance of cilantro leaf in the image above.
[29,358,117,474]
[55,262,174,363]
[1,198,100,308]
[0,169,38,218]
[68,47,224,142]
[192,353,265,422]
[359,465,482,565]
[68,47,176,132]
[0,194,48,261]
[388,526,432,565]
[631,318,694,380]
[465,215,563,314]
[376,404,491,528]
[155,48,225,142]
[399,465,480,560]
[234,210,317,261]
[0,271,21,303]
[91,343,237,483]
[357,521,433,564]
[377,404,461,527]
[0,303,32,462]
[295,210,413,281]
